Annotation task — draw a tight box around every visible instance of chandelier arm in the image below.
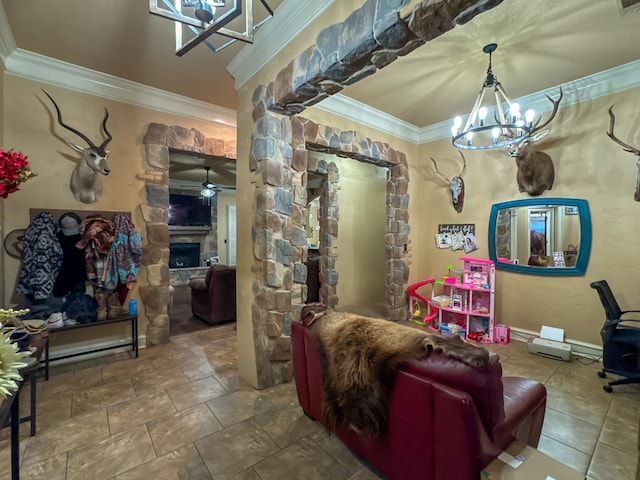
[463,87,487,132]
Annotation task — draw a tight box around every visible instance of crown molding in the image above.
[314,94,422,143]
[227,0,335,89]
[0,2,16,69]
[5,49,237,127]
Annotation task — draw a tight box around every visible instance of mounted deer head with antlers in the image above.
[508,88,563,196]
[431,152,466,213]
[43,90,112,203]
[606,105,640,201]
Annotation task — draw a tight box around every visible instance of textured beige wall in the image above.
[416,87,640,345]
[1,75,235,346]
[215,190,237,266]
[309,151,387,308]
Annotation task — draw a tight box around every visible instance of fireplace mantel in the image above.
[169,225,212,236]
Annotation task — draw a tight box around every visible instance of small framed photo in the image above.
[565,206,578,215]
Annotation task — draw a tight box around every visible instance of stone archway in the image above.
[137,123,236,345]
[246,0,500,388]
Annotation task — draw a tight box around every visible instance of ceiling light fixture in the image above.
[451,43,535,150]
[148,0,274,56]
[201,166,216,204]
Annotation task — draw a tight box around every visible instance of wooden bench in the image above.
[43,314,138,380]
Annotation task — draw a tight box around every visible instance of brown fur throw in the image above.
[301,304,489,438]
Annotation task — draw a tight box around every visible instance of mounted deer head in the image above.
[431,152,466,213]
[508,88,563,196]
[606,105,640,201]
[43,90,112,203]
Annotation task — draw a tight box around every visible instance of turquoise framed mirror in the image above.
[488,198,592,276]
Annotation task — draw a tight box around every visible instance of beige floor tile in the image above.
[500,349,561,383]
[195,419,279,479]
[116,444,212,480]
[101,357,155,381]
[252,436,351,480]
[179,357,218,381]
[150,348,200,371]
[253,401,318,448]
[206,389,276,427]
[71,378,136,416]
[598,413,638,455]
[22,408,110,466]
[66,425,156,480]
[211,366,254,393]
[545,383,612,427]
[107,390,176,433]
[226,468,262,480]
[587,441,637,480]
[541,407,600,455]
[166,375,228,411]
[260,381,299,408]
[130,366,189,395]
[537,433,591,474]
[147,403,223,456]
[347,468,385,479]
[308,428,364,474]
[18,452,68,480]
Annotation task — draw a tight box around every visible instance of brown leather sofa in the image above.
[292,320,547,480]
[188,264,236,325]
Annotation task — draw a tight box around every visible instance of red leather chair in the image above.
[292,320,547,480]
[188,264,236,325]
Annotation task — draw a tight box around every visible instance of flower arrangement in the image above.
[0,149,36,198]
[0,308,31,400]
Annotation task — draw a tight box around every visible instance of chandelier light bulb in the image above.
[466,131,474,145]
[492,127,500,141]
[478,107,488,126]
[451,125,459,137]
[509,103,521,121]
[525,109,535,124]
[454,116,462,128]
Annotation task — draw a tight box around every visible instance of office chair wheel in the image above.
[597,371,607,378]
[603,384,613,393]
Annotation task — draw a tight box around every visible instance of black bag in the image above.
[62,292,98,324]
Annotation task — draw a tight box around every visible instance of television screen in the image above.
[169,194,212,226]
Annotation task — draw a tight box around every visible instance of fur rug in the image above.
[301,304,489,437]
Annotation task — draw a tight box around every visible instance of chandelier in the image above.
[149,0,274,56]
[451,43,535,150]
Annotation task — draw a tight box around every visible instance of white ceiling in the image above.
[2,0,640,179]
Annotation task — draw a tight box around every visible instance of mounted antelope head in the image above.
[43,90,112,203]
[508,88,563,196]
[606,105,640,201]
[430,152,466,213]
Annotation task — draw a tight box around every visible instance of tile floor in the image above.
[0,320,638,480]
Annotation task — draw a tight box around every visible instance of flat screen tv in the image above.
[169,194,212,226]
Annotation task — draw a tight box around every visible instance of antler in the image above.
[457,151,466,178]
[430,157,451,183]
[530,87,563,138]
[606,105,640,155]
[42,89,112,151]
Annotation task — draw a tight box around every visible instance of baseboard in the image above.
[509,326,602,360]
[48,335,147,367]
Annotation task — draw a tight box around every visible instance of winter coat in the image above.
[17,211,63,301]
[104,212,142,293]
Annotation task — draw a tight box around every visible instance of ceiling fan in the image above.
[201,166,216,198]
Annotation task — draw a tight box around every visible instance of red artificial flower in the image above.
[0,149,36,198]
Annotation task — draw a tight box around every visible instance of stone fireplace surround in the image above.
[137,0,502,386]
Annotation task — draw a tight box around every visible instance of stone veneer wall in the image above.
[247,0,503,387]
[138,123,236,345]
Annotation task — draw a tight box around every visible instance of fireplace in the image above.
[169,243,200,268]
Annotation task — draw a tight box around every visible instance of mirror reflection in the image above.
[488,198,591,276]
